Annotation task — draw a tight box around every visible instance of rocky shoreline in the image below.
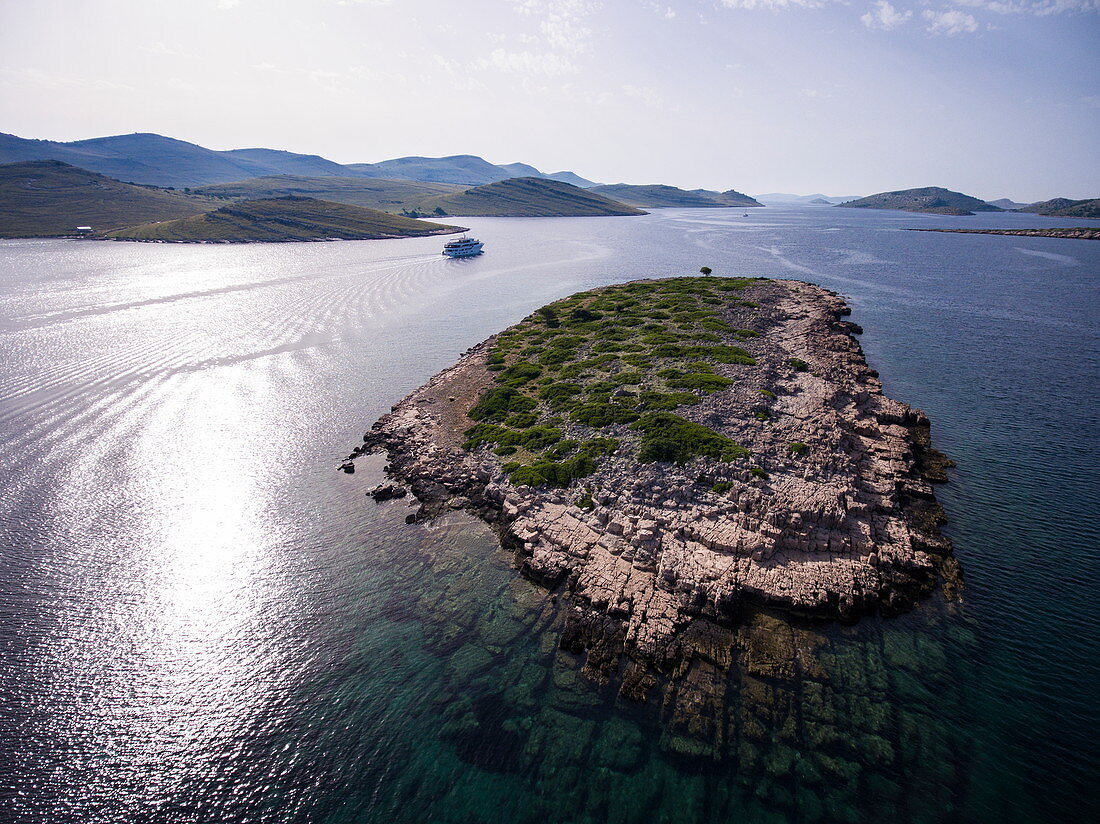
[910,227,1099,240]
[349,276,961,696]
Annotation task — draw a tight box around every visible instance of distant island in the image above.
[986,197,1030,210]
[346,154,598,188]
[1019,198,1100,219]
[108,196,462,243]
[351,276,959,695]
[836,187,1002,216]
[411,177,645,218]
[192,175,466,212]
[0,130,600,189]
[910,227,1099,240]
[587,184,762,209]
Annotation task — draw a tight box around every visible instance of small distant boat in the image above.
[442,236,484,258]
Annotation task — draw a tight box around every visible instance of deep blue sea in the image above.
[1,205,1097,823]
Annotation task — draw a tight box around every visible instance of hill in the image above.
[1,131,600,191]
[192,175,464,213]
[347,154,512,186]
[107,196,462,242]
[1020,198,1100,219]
[589,184,762,209]
[836,187,1002,216]
[542,170,598,188]
[496,164,597,188]
[986,198,1029,210]
[0,132,366,188]
[420,177,645,217]
[754,193,863,205]
[348,154,598,188]
[0,160,215,237]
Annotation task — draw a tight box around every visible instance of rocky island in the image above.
[353,276,960,696]
[837,186,1001,216]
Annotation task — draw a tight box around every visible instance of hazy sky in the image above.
[1,0,1098,200]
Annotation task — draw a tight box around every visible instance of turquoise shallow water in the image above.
[0,206,1097,822]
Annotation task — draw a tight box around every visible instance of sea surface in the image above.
[1,206,1097,823]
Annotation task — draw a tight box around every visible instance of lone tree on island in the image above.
[700,266,712,276]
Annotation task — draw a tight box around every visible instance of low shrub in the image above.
[509,453,597,488]
[469,387,538,422]
[505,412,538,428]
[789,358,810,372]
[545,439,579,460]
[499,362,543,386]
[570,401,641,427]
[700,319,734,333]
[521,426,563,450]
[667,373,734,391]
[538,382,584,408]
[633,413,749,464]
[637,391,701,411]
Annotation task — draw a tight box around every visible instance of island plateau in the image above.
[354,276,959,696]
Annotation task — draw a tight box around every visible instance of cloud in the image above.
[540,16,593,54]
[923,8,981,31]
[0,67,134,92]
[476,49,578,76]
[719,0,826,9]
[950,0,1099,13]
[622,84,663,107]
[509,0,599,54]
[861,0,913,28]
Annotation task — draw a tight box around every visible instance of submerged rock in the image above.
[356,276,960,693]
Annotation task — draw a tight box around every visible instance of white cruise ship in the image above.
[442,236,484,258]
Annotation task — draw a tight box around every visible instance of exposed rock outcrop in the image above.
[350,277,959,696]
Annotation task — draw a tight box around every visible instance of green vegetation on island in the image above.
[0,160,215,237]
[588,184,762,209]
[417,177,645,217]
[107,196,462,242]
[836,187,1002,216]
[462,276,763,487]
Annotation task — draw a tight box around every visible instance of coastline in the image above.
[908,227,1099,240]
[350,276,960,697]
